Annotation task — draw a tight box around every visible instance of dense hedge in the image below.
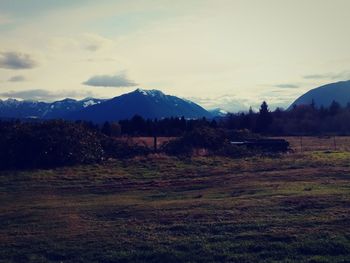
[101,136,150,159]
[0,120,288,170]
[0,120,104,169]
[0,120,154,170]
[162,127,227,155]
[162,127,288,157]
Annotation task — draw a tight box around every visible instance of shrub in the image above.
[0,120,104,169]
[214,144,258,158]
[162,127,228,155]
[101,136,150,159]
[162,127,288,157]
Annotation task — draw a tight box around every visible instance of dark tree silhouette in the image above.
[255,101,273,133]
[329,100,341,115]
[101,121,111,136]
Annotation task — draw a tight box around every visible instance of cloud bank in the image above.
[303,71,350,80]
[82,34,112,52]
[0,89,93,101]
[8,75,26,82]
[275,84,299,89]
[83,73,137,87]
[0,52,38,69]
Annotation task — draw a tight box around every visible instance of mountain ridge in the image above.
[67,88,212,122]
[0,89,212,122]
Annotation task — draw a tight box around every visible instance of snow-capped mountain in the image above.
[209,108,228,117]
[67,89,212,122]
[0,97,105,119]
[0,89,211,122]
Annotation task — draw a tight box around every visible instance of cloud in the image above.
[83,72,138,87]
[275,84,299,89]
[0,52,38,69]
[0,89,94,101]
[82,33,112,52]
[189,87,300,112]
[303,74,329,80]
[303,71,350,80]
[189,95,253,113]
[8,75,26,82]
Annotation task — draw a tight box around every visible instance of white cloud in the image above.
[83,72,138,87]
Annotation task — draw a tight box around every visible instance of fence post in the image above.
[334,136,336,151]
[154,135,157,153]
[300,136,303,152]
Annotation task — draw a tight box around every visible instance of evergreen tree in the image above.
[255,101,273,133]
[329,100,341,115]
[101,121,111,136]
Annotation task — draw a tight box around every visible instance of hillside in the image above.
[290,80,350,108]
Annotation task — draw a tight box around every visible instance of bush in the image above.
[101,136,151,159]
[225,129,262,141]
[214,144,258,158]
[161,138,193,156]
[0,120,104,169]
[162,127,228,156]
[162,127,288,157]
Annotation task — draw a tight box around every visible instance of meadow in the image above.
[1,137,350,262]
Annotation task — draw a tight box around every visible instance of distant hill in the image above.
[67,89,212,122]
[289,80,350,109]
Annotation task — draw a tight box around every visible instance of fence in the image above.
[274,136,350,152]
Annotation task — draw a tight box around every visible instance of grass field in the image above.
[279,136,350,153]
[1,138,350,262]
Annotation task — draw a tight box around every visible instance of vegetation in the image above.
[0,120,150,170]
[0,116,348,262]
[1,147,350,262]
[0,120,104,170]
[0,119,290,170]
[224,100,350,135]
[95,100,350,137]
[162,127,227,155]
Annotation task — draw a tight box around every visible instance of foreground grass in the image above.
[1,151,350,262]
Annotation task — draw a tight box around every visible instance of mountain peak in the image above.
[134,88,165,97]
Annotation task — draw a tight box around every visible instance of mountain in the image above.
[0,89,211,122]
[209,108,228,117]
[0,97,104,119]
[45,98,104,119]
[290,80,350,109]
[67,89,212,122]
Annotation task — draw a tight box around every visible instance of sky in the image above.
[0,0,350,111]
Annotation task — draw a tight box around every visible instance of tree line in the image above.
[224,100,350,135]
[98,115,218,137]
[97,100,350,137]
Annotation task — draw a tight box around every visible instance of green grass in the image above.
[1,151,350,262]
